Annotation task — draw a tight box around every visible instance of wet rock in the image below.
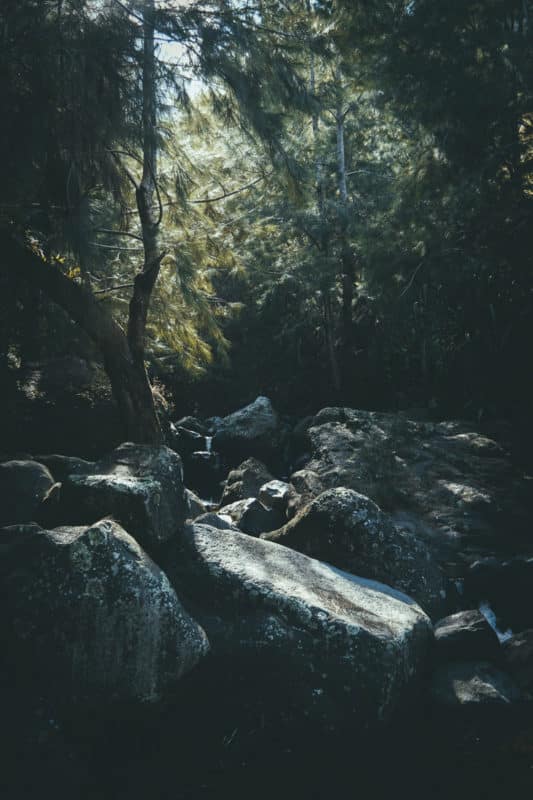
[217,498,284,536]
[0,519,209,709]
[263,488,447,618]
[430,662,521,706]
[434,610,501,664]
[164,523,432,727]
[212,396,281,464]
[0,460,60,526]
[220,458,274,506]
[58,443,187,553]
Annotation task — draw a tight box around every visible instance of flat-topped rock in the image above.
[164,523,432,727]
[295,408,533,574]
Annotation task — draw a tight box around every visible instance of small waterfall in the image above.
[205,436,213,453]
[479,601,513,643]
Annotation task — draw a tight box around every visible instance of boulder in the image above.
[434,610,501,664]
[502,631,533,694]
[58,443,187,553]
[217,498,284,536]
[0,460,60,526]
[212,396,280,464]
[286,468,325,517]
[296,408,533,575]
[0,519,209,709]
[263,488,447,618]
[259,480,296,516]
[430,662,521,707]
[164,523,432,727]
[220,458,274,506]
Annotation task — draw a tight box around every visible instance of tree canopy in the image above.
[2,0,532,447]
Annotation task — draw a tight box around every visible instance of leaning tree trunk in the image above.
[3,0,164,445]
[7,241,162,444]
[123,0,163,443]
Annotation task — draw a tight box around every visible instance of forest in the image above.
[1,2,533,799]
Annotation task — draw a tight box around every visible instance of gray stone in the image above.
[259,480,295,515]
[263,487,447,618]
[220,458,274,506]
[165,523,432,726]
[298,408,533,575]
[59,443,187,553]
[0,519,209,708]
[212,396,280,463]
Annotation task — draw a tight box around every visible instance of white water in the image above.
[205,436,213,453]
[478,601,514,643]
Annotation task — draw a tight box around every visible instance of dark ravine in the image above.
[1,397,533,800]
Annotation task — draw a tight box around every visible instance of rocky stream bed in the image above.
[1,396,533,799]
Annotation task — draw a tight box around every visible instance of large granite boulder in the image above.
[212,397,281,464]
[56,443,187,553]
[164,523,432,727]
[220,458,274,506]
[293,408,533,578]
[0,519,209,709]
[263,488,447,618]
[0,460,60,526]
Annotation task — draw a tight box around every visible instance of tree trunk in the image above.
[336,105,355,391]
[7,240,162,444]
[2,0,165,445]
[321,290,341,395]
